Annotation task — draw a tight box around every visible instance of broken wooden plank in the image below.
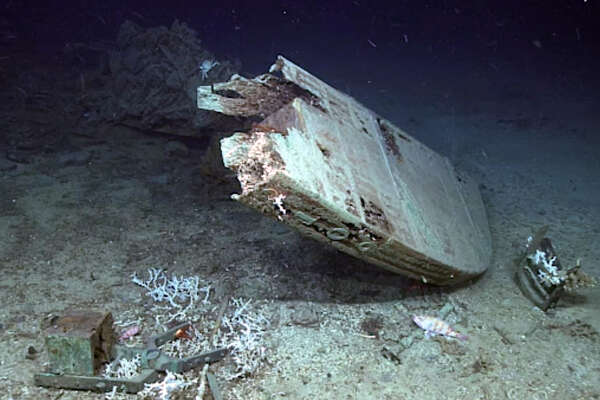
[197,55,492,285]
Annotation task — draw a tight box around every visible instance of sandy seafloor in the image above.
[0,45,599,400]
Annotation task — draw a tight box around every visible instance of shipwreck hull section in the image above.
[199,56,491,285]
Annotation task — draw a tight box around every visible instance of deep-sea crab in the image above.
[199,59,219,80]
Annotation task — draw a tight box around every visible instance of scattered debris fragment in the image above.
[103,353,142,380]
[132,269,270,380]
[563,260,598,292]
[516,226,597,310]
[381,346,402,365]
[35,316,227,394]
[138,369,196,399]
[33,268,270,396]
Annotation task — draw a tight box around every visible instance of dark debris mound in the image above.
[88,19,241,135]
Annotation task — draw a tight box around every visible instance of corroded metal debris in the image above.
[197,55,492,285]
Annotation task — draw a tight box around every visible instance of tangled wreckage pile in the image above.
[2,19,240,170]
[35,269,271,399]
[83,19,240,135]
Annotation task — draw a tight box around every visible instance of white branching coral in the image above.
[103,354,141,379]
[217,298,270,380]
[130,271,270,392]
[131,268,211,324]
[138,370,196,400]
[528,249,565,286]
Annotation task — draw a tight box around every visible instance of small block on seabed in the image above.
[45,311,115,376]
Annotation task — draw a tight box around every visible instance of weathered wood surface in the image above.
[198,55,491,285]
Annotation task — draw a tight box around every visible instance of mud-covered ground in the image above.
[0,51,599,400]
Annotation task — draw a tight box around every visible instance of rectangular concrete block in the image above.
[45,311,114,375]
